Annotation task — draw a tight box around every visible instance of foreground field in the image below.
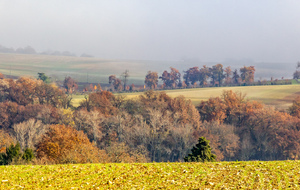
[0,161,299,189]
[72,84,300,109]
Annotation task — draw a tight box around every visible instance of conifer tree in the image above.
[184,137,216,162]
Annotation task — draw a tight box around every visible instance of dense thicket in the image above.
[1,74,300,164]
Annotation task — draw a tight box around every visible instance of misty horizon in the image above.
[1,1,300,63]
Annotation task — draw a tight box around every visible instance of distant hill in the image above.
[0,53,295,85]
[0,44,93,57]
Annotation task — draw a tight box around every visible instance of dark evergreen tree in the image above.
[22,148,35,162]
[0,143,35,165]
[184,137,216,162]
[0,143,22,165]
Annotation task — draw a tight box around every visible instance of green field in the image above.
[72,84,300,110]
[0,53,294,87]
[0,161,299,189]
[0,53,180,85]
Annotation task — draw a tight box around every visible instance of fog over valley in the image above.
[1,1,300,80]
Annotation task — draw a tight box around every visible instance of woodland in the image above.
[1,64,300,165]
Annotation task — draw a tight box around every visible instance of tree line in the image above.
[1,73,300,164]
[108,65,256,92]
[38,62,291,94]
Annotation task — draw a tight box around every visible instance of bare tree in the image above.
[74,110,104,145]
[12,119,48,150]
[121,70,129,91]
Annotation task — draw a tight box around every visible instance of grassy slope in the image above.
[0,161,299,189]
[0,53,144,84]
[0,53,177,84]
[72,84,300,110]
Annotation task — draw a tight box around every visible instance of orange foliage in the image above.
[145,71,158,89]
[159,67,181,88]
[0,129,14,153]
[240,66,255,84]
[244,108,300,160]
[36,124,108,164]
[289,96,300,118]
[197,97,226,123]
[78,91,120,116]
[63,76,78,94]
[0,77,70,108]
[168,96,201,128]
[197,90,264,125]
[137,91,201,130]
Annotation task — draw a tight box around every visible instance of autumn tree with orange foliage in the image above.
[197,97,226,123]
[109,75,122,91]
[240,66,255,84]
[242,108,300,160]
[36,124,109,164]
[199,65,211,87]
[1,77,38,105]
[136,91,201,129]
[289,96,300,118]
[197,90,264,126]
[145,71,158,89]
[224,66,232,85]
[78,91,120,116]
[183,67,199,87]
[0,77,70,108]
[159,67,181,88]
[210,64,225,87]
[199,122,240,161]
[63,76,78,94]
[0,130,14,153]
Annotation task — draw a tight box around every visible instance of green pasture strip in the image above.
[0,161,299,189]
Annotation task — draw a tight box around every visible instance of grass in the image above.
[0,161,299,189]
[72,84,300,110]
[0,53,180,84]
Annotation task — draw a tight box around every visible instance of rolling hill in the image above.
[0,53,295,86]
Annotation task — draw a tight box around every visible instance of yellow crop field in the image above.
[161,84,300,109]
[0,161,299,189]
[72,84,300,109]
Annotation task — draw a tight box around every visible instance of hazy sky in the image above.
[1,1,300,62]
